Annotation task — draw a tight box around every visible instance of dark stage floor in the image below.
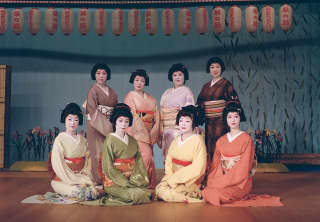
[0,167,319,222]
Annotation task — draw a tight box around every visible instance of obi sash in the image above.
[48,152,86,181]
[98,155,136,188]
[203,99,226,118]
[172,158,201,185]
[221,154,257,176]
[98,105,114,120]
[136,110,155,131]
[161,107,179,130]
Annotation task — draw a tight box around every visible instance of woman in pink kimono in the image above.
[159,63,195,162]
[124,69,160,189]
[86,63,118,184]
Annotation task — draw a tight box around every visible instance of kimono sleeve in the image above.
[167,136,207,188]
[129,150,150,187]
[150,103,160,145]
[101,136,131,187]
[86,86,112,136]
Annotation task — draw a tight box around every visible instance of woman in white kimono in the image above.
[156,105,207,203]
[159,63,195,162]
[49,103,98,201]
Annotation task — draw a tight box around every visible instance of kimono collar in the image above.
[177,134,196,147]
[227,131,244,143]
[110,133,129,145]
[171,85,186,93]
[96,83,109,96]
[210,77,222,87]
[62,132,80,145]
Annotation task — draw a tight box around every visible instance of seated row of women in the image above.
[85,57,242,191]
[49,101,256,206]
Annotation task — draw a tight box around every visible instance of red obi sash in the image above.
[172,158,202,185]
[114,157,135,163]
[64,156,85,164]
[172,158,192,167]
[48,152,86,181]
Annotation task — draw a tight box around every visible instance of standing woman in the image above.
[86,63,118,184]
[124,69,160,189]
[159,63,195,162]
[197,57,245,164]
[49,103,98,201]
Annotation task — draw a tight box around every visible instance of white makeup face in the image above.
[95,69,108,85]
[172,71,185,88]
[65,114,79,133]
[133,75,146,91]
[226,112,240,131]
[209,63,222,79]
[179,116,193,135]
[115,116,130,132]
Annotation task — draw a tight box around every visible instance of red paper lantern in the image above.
[178,7,191,35]
[161,8,174,36]
[28,8,41,35]
[128,8,140,36]
[94,8,107,36]
[61,8,74,35]
[112,8,123,36]
[245,5,259,33]
[279,4,292,31]
[44,7,58,35]
[228,5,241,33]
[78,8,91,35]
[11,8,24,35]
[0,8,8,34]
[195,6,208,35]
[262,6,275,33]
[212,6,225,34]
[145,8,158,35]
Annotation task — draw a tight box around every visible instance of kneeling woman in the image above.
[99,103,152,205]
[156,105,207,203]
[50,103,98,201]
[202,102,255,206]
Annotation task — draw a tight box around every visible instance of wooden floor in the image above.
[1,168,320,222]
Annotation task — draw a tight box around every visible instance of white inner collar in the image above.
[210,77,222,87]
[111,133,129,145]
[178,134,196,147]
[227,131,244,143]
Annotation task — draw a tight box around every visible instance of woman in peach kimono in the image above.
[85,63,118,184]
[202,102,282,206]
[124,69,160,189]
[156,106,207,203]
[159,63,195,162]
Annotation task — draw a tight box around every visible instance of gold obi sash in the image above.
[48,152,86,181]
[102,157,136,188]
[221,154,257,176]
[172,158,201,185]
[136,110,155,131]
[98,105,114,120]
[161,107,179,130]
[203,99,226,118]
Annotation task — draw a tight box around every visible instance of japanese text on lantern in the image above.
[0,9,6,33]
[280,5,290,26]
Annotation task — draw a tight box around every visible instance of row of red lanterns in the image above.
[0,5,292,36]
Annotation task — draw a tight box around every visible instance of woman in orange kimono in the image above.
[85,63,118,184]
[202,102,282,207]
[124,69,160,189]
[197,57,245,163]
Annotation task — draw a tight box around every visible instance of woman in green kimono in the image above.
[98,103,152,205]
